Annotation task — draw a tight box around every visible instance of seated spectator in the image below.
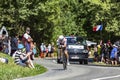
[0,57,8,64]
[13,44,35,68]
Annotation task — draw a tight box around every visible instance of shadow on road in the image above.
[52,69,66,71]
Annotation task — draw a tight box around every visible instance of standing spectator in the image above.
[117,46,120,63]
[47,44,55,58]
[29,41,36,60]
[32,42,37,55]
[2,30,9,54]
[100,39,103,46]
[48,44,52,57]
[23,27,33,53]
[51,44,55,58]
[110,44,118,65]
[11,34,19,56]
[107,40,112,46]
[88,47,94,63]
[22,27,34,63]
[46,47,48,56]
[101,43,109,63]
[114,40,120,47]
[94,45,99,62]
[40,43,46,58]
[97,44,101,61]
[107,43,113,62]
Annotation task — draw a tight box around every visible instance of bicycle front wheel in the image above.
[63,52,67,70]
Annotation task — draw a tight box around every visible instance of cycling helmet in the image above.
[59,35,64,40]
[18,44,24,49]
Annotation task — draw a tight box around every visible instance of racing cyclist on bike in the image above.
[57,35,70,65]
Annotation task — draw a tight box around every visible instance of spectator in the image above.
[46,47,48,56]
[88,47,94,63]
[100,39,103,46]
[101,43,109,63]
[110,44,118,65]
[32,42,37,55]
[11,34,19,56]
[48,44,52,57]
[107,43,113,62]
[40,43,46,58]
[97,44,101,61]
[114,40,120,47]
[8,37,11,56]
[117,46,120,63]
[0,57,8,64]
[2,30,9,54]
[93,45,99,62]
[107,40,112,46]
[23,27,33,53]
[51,44,55,58]
[13,44,34,68]
[22,27,35,61]
[47,44,55,58]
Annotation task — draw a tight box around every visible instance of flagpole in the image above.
[100,30,102,40]
[100,24,103,40]
[101,24,103,40]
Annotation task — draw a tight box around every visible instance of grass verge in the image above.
[0,52,47,80]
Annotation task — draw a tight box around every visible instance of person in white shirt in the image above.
[22,27,35,61]
[23,27,33,53]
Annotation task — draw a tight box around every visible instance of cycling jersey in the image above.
[57,38,67,50]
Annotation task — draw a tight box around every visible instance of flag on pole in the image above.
[93,26,97,31]
[93,25,103,31]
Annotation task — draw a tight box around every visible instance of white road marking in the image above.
[92,75,120,80]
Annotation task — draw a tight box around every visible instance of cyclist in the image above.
[57,35,70,65]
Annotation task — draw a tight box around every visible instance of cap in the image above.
[113,44,118,47]
[18,44,24,49]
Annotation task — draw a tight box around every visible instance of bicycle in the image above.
[57,44,67,70]
[61,47,67,70]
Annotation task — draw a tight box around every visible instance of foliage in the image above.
[0,0,119,45]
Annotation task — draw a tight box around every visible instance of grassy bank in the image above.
[0,52,47,80]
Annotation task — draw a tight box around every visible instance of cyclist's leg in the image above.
[64,50,70,65]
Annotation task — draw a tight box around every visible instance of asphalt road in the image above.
[16,58,120,80]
